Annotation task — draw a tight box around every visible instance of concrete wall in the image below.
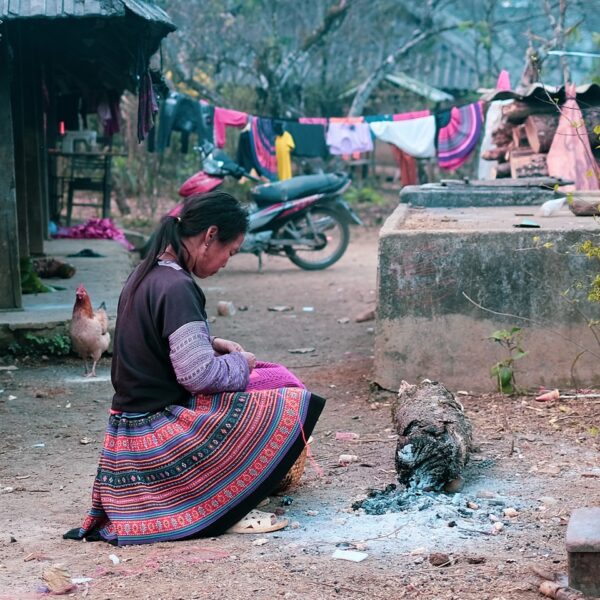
[375,204,600,392]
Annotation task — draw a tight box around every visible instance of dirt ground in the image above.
[1,224,599,600]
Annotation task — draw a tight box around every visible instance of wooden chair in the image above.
[64,147,112,225]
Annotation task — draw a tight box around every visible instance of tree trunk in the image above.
[392,380,472,490]
[524,114,559,153]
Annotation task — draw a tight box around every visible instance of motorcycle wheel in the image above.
[283,207,350,270]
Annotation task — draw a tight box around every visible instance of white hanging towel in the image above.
[369,116,436,158]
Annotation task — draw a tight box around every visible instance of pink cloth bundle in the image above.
[55,218,134,250]
[245,361,305,391]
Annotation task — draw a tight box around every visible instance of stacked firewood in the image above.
[482,100,559,179]
[483,99,600,179]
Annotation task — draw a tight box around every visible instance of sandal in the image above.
[226,509,288,534]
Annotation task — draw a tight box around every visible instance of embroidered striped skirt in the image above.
[68,387,324,545]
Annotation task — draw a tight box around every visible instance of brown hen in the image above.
[70,284,110,377]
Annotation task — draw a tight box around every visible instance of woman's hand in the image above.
[241,351,256,373]
[212,337,244,355]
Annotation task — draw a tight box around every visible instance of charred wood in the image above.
[392,380,472,491]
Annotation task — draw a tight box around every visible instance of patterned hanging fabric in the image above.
[436,102,484,171]
[249,116,278,181]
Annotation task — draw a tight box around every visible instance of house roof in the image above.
[0,0,175,94]
[0,0,174,28]
[340,72,454,104]
[485,82,600,106]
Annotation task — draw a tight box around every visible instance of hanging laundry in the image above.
[137,71,158,143]
[436,102,484,171]
[284,122,328,158]
[213,107,249,148]
[236,130,258,174]
[199,101,215,145]
[250,116,278,181]
[391,146,419,186]
[326,122,373,155]
[546,84,600,191]
[275,130,295,180]
[478,70,512,180]
[97,91,121,137]
[153,92,206,153]
[364,114,394,123]
[369,116,436,158]
[299,117,328,125]
[434,109,452,146]
[393,110,431,121]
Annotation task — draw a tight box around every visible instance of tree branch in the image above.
[347,22,461,116]
[275,0,351,87]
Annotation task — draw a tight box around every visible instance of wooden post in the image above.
[10,24,29,260]
[22,26,45,256]
[0,32,23,310]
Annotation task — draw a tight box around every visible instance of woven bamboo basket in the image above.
[277,436,313,492]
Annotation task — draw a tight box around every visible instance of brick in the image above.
[566,507,600,596]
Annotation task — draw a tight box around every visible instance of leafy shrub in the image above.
[345,185,385,205]
[8,333,71,357]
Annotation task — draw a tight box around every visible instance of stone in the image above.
[566,507,600,596]
[217,301,236,317]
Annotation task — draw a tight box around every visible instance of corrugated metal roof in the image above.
[0,0,174,27]
[485,82,600,104]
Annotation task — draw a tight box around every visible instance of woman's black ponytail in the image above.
[123,191,248,311]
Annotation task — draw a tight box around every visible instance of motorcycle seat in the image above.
[251,173,349,206]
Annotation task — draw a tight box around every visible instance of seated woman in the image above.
[65,191,325,546]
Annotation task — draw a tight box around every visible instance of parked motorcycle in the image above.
[147,142,362,270]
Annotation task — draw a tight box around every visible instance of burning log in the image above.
[392,380,472,491]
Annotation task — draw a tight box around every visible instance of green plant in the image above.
[488,327,528,395]
[345,185,385,205]
[8,333,71,357]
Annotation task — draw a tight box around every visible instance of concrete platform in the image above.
[566,507,600,596]
[374,204,600,392]
[400,180,558,208]
[0,239,134,350]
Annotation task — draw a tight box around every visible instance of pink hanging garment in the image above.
[299,117,328,125]
[392,110,431,121]
[546,84,600,191]
[213,107,249,148]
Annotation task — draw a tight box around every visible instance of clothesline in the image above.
[152,92,487,177]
